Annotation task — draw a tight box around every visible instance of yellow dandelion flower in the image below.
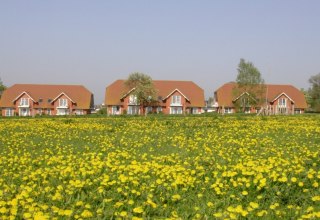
[172,194,181,201]
[0,207,7,214]
[249,202,259,209]
[207,202,214,207]
[242,191,248,196]
[120,211,127,217]
[81,210,93,218]
[291,177,297,182]
[133,206,144,214]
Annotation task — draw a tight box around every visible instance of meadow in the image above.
[0,115,319,219]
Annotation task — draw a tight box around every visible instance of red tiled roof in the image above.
[215,82,308,109]
[105,80,205,107]
[0,84,93,109]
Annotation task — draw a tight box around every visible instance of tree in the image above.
[0,77,6,98]
[308,73,320,112]
[207,97,214,106]
[233,58,266,112]
[300,88,312,109]
[124,72,156,115]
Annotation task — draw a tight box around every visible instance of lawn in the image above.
[0,115,319,219]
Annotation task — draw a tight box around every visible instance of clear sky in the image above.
[1,0,320,104]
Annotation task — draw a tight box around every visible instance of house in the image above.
[214,82,307,114]
[0,84,94,116]
[105,80,205,115]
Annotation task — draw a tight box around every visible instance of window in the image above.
[111,106,120,115]
[75,109,84,115]
[47,109,52,115]
[278,98,286,107]
[38,98,43,103]
[156,107,162,113]
[192,108,198,114]
[5,108,14,117]
[241,97,250,107]
[170,107,182,114]
[171,95,182,105]
[294,109,302,114]
[224,108,232,114]
[128,95,138,105]
[58,99,68,107]
[19,98,29,106]
[19,108,29,116]
[146,106,153,114]
[57,109,69,115]
[127,106,140,115]
[37,109,43,115]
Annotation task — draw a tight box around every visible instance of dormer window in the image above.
[58,98,68,107]
[19,98,29,106]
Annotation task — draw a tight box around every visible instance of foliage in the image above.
[124,72,156,114]
[96,108,107,115]
[0,77,6,97]
[0,116,319,219]
[233,59,266,112]
[207,97,214,106]
[308,73,320,112]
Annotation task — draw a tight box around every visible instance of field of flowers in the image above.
[0,115,319,219]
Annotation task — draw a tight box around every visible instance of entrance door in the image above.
[19,108,29,116]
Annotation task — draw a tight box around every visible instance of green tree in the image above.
[233,58,266,112]
[0,77,6,98]
[300,88,312,109]
[125,72,156,115]
[308,73,320,112]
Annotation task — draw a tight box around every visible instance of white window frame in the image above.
[294,109,302,114]
[19,98,29,107]
[5,108,14,117]
[146,106,153,114]
[47,109,52,115]
[19,108,30,116]
[224,108,232,114]
[75,109,84,115]
[37,109,43,115]
[127,106,140,115]
[244,107,251,114]
[170,107,183,114]
[278,98,286,107]
[58,98,68,107]
[57,108,69,115]
[171,95,182,106]
[192,108,198,114]
[128,95,138,105]
[156,106,162,113]
[111,106,120,115]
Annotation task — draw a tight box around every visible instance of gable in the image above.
[12,91,36,103]
[162,89,190,102]
[271,92,294,103]
[232,92,257,103]
[51,92,75,104]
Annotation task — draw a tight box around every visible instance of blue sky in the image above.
[1,0,320,103]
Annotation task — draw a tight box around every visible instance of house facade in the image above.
[214,82,307,114]
[105,80,205,115]
[0,84,94,117]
